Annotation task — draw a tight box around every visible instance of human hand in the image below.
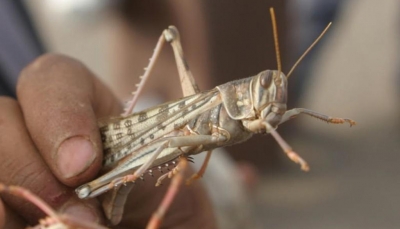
[0,54,216,228]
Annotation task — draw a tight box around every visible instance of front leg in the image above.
[244,120,309,171]
[279,108,356,126]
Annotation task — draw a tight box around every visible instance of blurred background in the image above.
[19,0,400,228]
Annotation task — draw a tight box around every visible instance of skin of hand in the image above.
[0,198,4,228]
[0,54,216,229]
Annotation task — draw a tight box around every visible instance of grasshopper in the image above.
[76,8,355,228]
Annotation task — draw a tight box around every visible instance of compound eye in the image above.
[260,72,273,88]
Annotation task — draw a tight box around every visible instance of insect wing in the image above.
[101,89,221,168]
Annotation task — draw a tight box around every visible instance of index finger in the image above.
[17,54,121,187]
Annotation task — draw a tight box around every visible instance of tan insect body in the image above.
[75,8,355,228]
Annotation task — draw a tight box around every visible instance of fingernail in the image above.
[57,136,96,178]
[62,201,99,222]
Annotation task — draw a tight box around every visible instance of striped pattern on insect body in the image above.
[75,8,355,228]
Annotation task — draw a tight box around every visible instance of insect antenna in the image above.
[286,22,332,79]
[269,8,282,76]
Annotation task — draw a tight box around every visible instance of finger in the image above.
[0,197,4,228]
[1,198,27,229]
[0,97,102,224]
[17,54,121,187]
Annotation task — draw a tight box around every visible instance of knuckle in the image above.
[17,54,88,96]
[15,161,47,195]
[21,53,76,75]
[19,54,64,80]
